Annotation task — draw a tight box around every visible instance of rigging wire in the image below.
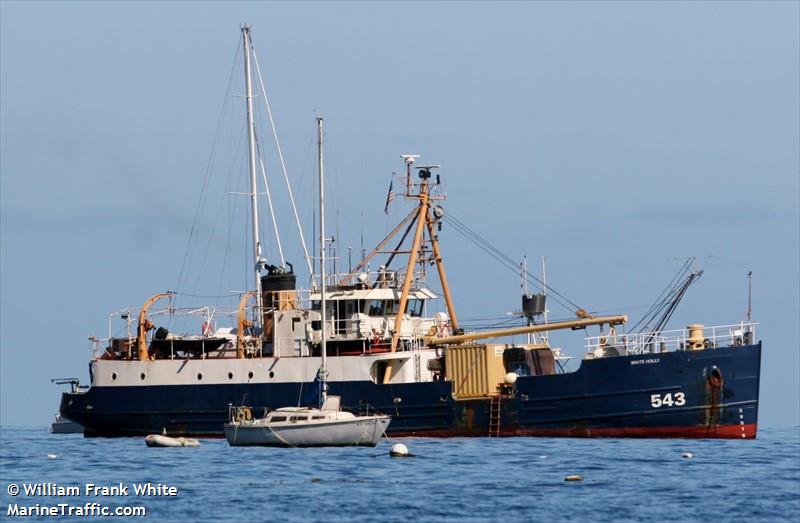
[299,133,317,285]
[191,126,246,305]
[216,142,245,301]
[459,318,522,330]
[250,42,313,277]
[172,292,241,300]
[628,257,702,335]
[379,217,418,274]
[442,213,584,315]
[254,127,286,267]
[650,271,701,333]
[628,257,694,332]
[175,37,242,302]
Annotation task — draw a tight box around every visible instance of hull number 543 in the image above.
[650,392,686,408]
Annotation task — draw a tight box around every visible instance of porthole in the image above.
[140,373,146,381]
[248,371,254,379]
[111,373,117,381]
[269,371,275,379]
[197,372,203,381]
[227,372,234,380]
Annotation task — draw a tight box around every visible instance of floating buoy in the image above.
[145,434,201,448]
[390,443,410,457]
[47,453,58,460]
[564,475,583,482]
[682,452,693,459]
[504,372,518,385]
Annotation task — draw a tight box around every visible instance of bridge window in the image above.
[368,300,383,316]
[368,299,418,317]
[407,299,424,317]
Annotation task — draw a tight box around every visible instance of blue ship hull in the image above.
[60,343,760,439]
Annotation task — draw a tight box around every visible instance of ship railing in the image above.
[106,305,241,341]
[311,267,431,290]
[290,289,312,309]
[99,306,241,360]
[584,322,758,356]
[307,316,433,350]
[305,309,440,341]
[88,336,109,360]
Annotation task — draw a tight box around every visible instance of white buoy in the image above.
[47,453,57,460]
[564,474,583,482]
[504,372,518,385]
[390,442,409,457]
[682,452,693,459]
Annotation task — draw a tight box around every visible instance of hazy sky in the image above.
[1,1,798,427]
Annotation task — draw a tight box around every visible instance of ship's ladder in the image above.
[488,395,501,437]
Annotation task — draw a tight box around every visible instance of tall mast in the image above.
[242,25,263,324]
[317,117,328,404]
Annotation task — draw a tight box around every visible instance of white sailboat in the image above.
[224,395,391,448]
[224,37,390,445]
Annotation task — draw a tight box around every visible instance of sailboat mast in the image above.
[242,25,263,324]
[317,117,328,402]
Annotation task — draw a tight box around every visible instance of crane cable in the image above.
[442,213,585,315]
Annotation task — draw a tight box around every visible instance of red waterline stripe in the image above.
[389,424,757,439]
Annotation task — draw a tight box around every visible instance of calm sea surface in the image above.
[1,427,798,522]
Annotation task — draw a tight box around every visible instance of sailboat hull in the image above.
[60,342,760,439]
[224,415,391,447]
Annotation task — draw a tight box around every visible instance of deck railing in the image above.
[584,322,758,357]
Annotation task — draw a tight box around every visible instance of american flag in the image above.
[384,175,395,214]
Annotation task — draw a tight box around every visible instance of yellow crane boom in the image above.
[424,315,628,346]
[136,292,173,361]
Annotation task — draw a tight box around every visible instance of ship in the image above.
[60,26,761,439]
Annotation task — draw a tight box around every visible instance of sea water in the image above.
[1,427,798,522]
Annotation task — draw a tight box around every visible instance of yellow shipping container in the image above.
[445,344,508,399]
